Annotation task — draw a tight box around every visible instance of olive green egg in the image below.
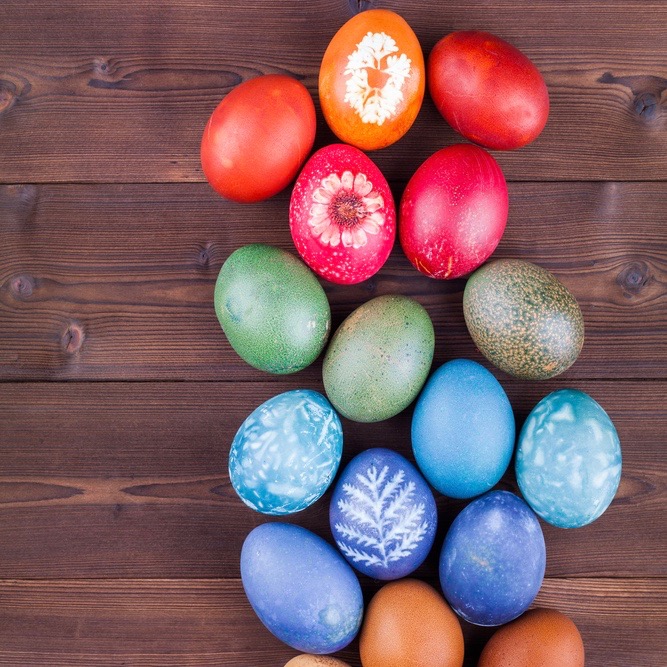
[322,295,435,423]
[214,244,331,374]
[463,259,584,380]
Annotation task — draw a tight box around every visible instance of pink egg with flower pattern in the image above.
[290,144,396,285]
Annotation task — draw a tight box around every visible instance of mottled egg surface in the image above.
[241,523,363,654]
[330,448,437,580]
[516,389,622,528]
[440,491,546,626]
[285,656,351,667]
[412,359,515,499]
[229,389,343,515]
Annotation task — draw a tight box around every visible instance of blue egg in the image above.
[330,448,437,580]
[241,522,363,653]
[440,491,546,626]
[412,359,515,499]
[516,388,622,528]
[229,389,343,515]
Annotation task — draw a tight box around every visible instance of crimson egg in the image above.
[399,144,508,279]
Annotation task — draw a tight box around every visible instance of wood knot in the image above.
[8,274,35,300]
[347,0,375,14]
[362,276,377,294]
[195,242,216,270]
[616,261,652,297]
[0,81,17,114]
[633,92,659,121]
[93,57,118,76]
[61,322,85,354]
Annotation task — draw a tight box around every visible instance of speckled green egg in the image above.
[323,295,435,422]
[463,259,584,380]
[214,244,331,374]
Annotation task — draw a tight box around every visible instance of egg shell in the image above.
[285,657,351,667]
[330,448,437,580]
[463,259,584,380]
[412,359,515,499]
[229,389,343,515]
[399,144,508,280]
[214,244,331,374]
[241,523,363,654]
[359,579,464,667]
[478,608,585,667]
[319,9,425,151]
[516,389,622,528]
[323,295,435,422]
[440,491,546,626]
[290,144,396,285]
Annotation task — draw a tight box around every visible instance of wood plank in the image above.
[0,380,664,578]
[1,182,665,380]
[0,578,663,666]
[0,1,666,182]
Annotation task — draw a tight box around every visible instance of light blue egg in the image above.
[241,523,363,653]
[411,359,515,499]
[229,389,343,515]
[516,388,622,528]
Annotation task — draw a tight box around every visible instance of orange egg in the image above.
[359,579,464,667]
[478,608,585,667]
[284,656,351,667]
[319,9,425,151]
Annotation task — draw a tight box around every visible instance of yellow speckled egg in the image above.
[285,656,351,667]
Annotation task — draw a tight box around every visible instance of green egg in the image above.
[214,244,331,374]
[323,295,435,423]
[463,259,584,380]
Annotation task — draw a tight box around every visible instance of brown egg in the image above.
[360,579,464,667]
[478,608,585,667]
[284,656,351,667]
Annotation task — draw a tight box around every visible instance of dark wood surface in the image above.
[1,1,665,665]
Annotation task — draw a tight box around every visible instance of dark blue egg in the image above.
[330,448,437,580]
[439,490,546,626]
[241,522,363,653]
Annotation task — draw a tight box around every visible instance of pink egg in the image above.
[290,144,396,285]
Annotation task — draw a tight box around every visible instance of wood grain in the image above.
[1,182,665,380]
[0,1,666,183]
[0,578,663,666]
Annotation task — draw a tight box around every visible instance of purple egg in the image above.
[330,448,438,580]
[439,490,546,626]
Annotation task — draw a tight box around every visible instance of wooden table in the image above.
[1,1,665,665]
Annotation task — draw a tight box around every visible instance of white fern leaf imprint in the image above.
[334,464,428,568]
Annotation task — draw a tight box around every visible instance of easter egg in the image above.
[428,31,549,150]
[479,608,585,667]
[290,144,396,285]
[359,580,464,667]
[229,389,343,515]
[214,244,331,374]
[399,144,508,280]
[285,657,351,667]
[241,523,363,654]
[463,259,584,380]
[201,74,316,202]
[516,389,622,528]
[411,359,515,499]
[330,448,437,580]
[323,295,435,422]
[319,9,425,151]
[440,491,546,626]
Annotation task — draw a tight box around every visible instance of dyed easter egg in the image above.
[323,295,435,422]
[319,9,425,151]
[330,448,437,580]
[229,390,343,515]
[359,580,464,667]
[285,656,351,667]
[290,144,396,285]
[463,259,584,380]
[399,144,508,280]
[440,491,546,626]
[412,359,515,499]
[241,523,363,654]
[516,389,622,528]
[214,244,331,374]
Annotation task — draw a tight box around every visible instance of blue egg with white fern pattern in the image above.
[330,448,438,580]
[229,389,343,515]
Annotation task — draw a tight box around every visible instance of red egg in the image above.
[290,144,396,285]
[428,31,549,150]
[399,144,508,279]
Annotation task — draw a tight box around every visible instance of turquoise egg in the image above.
[516,389,622,528]
[229,389,343,515]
